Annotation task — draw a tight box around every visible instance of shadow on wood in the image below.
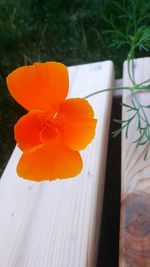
[97,96,121,267]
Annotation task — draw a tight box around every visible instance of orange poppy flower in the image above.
[6,62,97,181]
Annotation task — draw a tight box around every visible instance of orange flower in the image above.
[6,62,97,181]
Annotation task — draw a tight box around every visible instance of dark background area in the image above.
[98,97,121,267]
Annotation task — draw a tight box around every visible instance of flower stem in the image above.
[84,86,130,99]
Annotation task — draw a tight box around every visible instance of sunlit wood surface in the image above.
[0,61,114,267]
[120,58,150,267]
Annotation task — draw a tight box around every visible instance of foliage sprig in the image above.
[84,0,150,159]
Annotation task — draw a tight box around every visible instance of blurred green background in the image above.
[0,0,149,175]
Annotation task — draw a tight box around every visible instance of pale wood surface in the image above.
[0,61,114,267]
[120,58,150,267]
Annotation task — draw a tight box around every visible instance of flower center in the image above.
[39,113,60,144]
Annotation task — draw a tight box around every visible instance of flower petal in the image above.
[15,110,45,152]
[54,98,97,150]
[17,142,83,181]
[6,62,69,112]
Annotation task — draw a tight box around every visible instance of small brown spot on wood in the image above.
[87,171,93,177]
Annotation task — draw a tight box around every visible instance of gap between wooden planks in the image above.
[0,61,114,267]
[120,57,150,267]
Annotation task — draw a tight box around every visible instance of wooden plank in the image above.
[120,57,150,267]
[0,61,114,267]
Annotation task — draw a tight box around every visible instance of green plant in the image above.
[85,0,150,159]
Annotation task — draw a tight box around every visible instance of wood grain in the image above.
[0,61,114,267]
[120,57,150,267]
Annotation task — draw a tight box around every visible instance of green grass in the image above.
[0,0,149,175]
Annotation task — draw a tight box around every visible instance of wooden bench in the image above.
[2,58,149,267]
[0,61,114,267]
